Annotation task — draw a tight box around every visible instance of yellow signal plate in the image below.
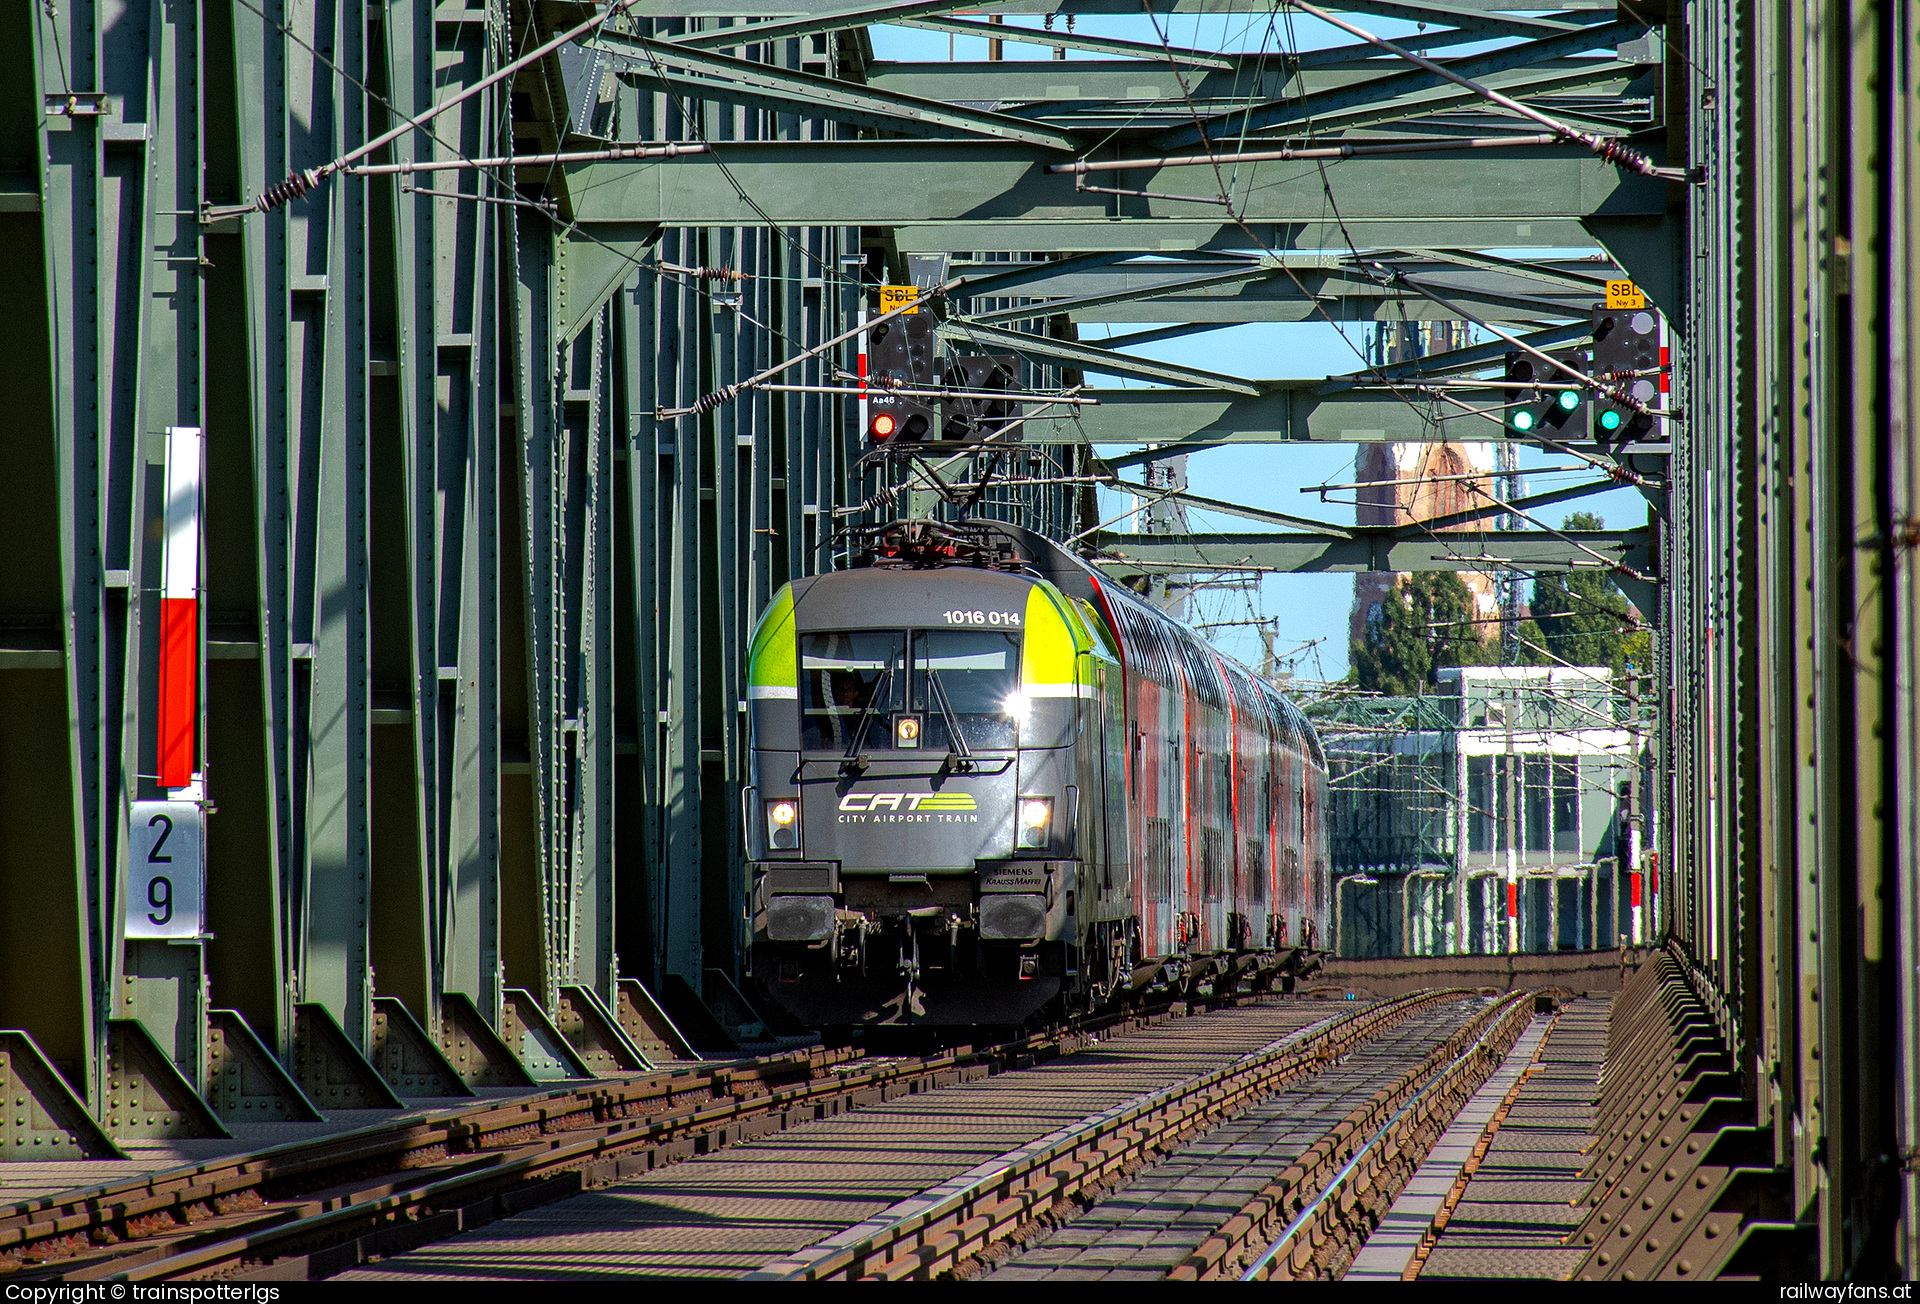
[879,284,919,315]
[1605,279,1646,310]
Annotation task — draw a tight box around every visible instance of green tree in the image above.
[1352,571,1496,694]
[1528,511,1638,672]
[1514,616,1552,666]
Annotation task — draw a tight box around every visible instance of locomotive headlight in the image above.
[766,798,799,850]
[1002,691,1031,724]
[1018,797,1052,848]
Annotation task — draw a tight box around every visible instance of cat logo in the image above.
[838,792,977,812]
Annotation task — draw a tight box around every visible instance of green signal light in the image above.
[1511,408,1537,432]
[1556,390,1580,411]
[1597,409,1624,432]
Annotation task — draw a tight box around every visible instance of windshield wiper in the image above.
[924,667,975,772]
[841,660,894,772]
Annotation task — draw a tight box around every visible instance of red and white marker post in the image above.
[856,307,869,438]
[158,427,203,794]
[1506,876,1519,954]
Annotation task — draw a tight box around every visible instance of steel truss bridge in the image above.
[2,0,1915,1279]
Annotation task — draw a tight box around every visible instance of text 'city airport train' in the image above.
[741,520,1331,1028]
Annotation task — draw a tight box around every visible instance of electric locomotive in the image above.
[742,520,1330,1028]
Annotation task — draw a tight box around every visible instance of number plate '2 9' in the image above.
[126,801,204,940]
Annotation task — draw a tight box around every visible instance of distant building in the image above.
[1314,665,1655,957]
[1348,322,1505,652]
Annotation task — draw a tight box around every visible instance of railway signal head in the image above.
[867,311,938,444]
[1505,349,1588,437]
[1538,349,1589,433]
[1590,305,1662,443]
[1503,352,1540,435]
[941,354,1022,443]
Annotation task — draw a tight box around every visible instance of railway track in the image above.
[984,994,1502,1279]
[0,989,1292,1282]
[7,988,1532,1283]
[749,990,1532,1281]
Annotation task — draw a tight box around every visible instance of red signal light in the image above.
[870,412,896,440]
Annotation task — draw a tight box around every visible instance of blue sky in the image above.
[871,14,1652,682]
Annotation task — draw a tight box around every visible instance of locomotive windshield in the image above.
[800,630,1020,751]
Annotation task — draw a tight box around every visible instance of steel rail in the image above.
[3,986,1308,1282]
[745,989,1466,1281]
[1236,992,1535,1281]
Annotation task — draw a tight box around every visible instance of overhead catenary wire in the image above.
[1277,0,1694,184]
[1367,263,1670,420]
[654,282,965,419]
[346,142,709,176]
[219,0,811,361]
[1049,132,1563,177]
[752,383,1096,406]
[207,0,649,219]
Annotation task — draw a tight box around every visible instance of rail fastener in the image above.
[1229,991,1536,1282]
[747,989,1467,1282]
[4,993,1264,1281]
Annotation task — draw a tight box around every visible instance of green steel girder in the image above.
[658,0,988,52]
[594,30,1082,149]
[562,138,1665,235]
[858,60,1638,132]
[1087,527,1651,574]
[1308,2,1588,39]
[956,249,1612,288]
[960,267,1602,325]
[886,216,1600,255]
[953,249,1178,299]
[890,17,1236,67]
[936,319,1262,392]
[1383,476,1632,534]
[16,0,106,1112]
[1103,482,1356,535]
[1103,472,1627,541]
[947,246,1588,319]
[1410,245,1620,295]
[1018,385,1483,444]
[626,0,1617,18]
[1246,63,1649,139]
[1312,320,1599,391]
[958,262,1292,325]
[1150,20,1643,148]
[648,0,1598,52]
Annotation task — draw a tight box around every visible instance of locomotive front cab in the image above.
[743,568,1101,1026]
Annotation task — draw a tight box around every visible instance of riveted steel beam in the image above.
[935,319,1263,392]
[1151,20,1643,148]
[892,16,1235,67]
[563,139,1664,234]
[595,30,1082,150]
[1087,527,1650,574]
[625,0,1618,17]
[1016,386,1453,444]
[859,60,1637,132]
